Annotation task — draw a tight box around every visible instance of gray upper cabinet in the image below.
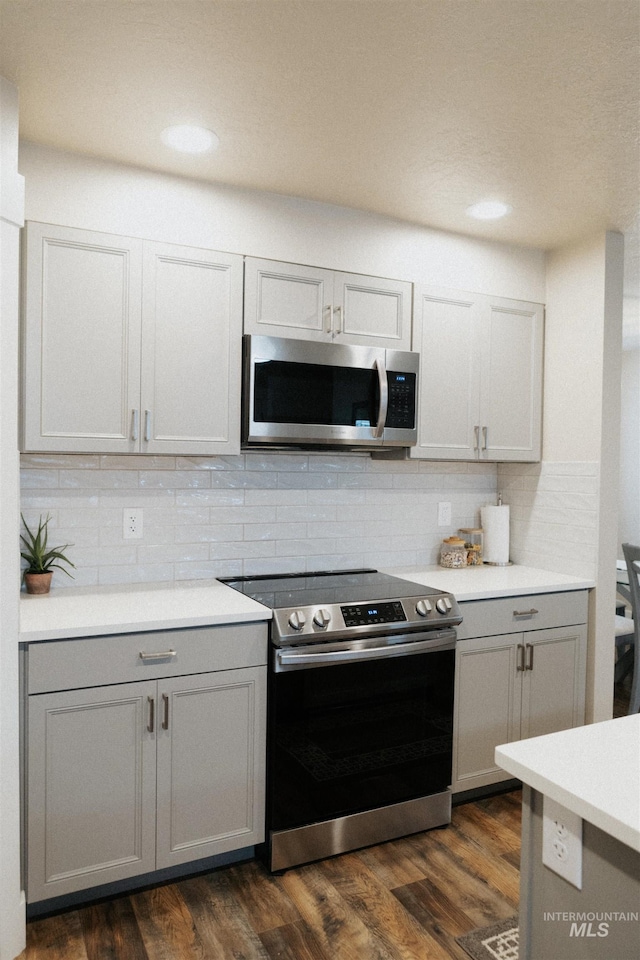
[411,286,544,461]
[21,222,243,455]
[243,256,412,349]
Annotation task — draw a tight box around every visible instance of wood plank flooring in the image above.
[20,789,522,960]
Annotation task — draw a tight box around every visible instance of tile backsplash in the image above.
[20,453,498,588]
[498,460,598,579]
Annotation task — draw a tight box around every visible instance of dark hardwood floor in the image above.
[614,670,633,718]
[21,790,522,960]
[21,677,635,960]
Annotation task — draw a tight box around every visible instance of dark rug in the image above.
[456,916,519,960]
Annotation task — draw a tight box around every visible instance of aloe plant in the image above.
[20,513,75,579]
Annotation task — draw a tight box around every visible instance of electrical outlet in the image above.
[542,795,582,889]
[123,508,143,540]
[437,501,452,526]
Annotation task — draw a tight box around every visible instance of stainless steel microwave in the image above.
[242,335,419,449]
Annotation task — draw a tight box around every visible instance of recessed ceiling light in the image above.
[161,125,219,154]
[466,200,512,221]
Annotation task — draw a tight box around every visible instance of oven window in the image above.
[267,648,454,832]
[253,359,379,426]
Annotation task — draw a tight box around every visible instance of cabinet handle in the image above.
[526,643,534,671]
[516,643,526,671]
[139,649,177,661]
[131,409,139,441]
[334,305,343,335]
[147,696,155,733]
[474,425,480,451]
[144,409,151,442]
[513,609,539,619]
[161,693,169,730]
[482,425,488,450]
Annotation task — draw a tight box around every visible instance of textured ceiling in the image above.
[1,0,639,262]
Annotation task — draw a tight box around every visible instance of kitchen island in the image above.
[496,716,640,960]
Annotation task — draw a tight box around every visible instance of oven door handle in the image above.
[275,631,456,670]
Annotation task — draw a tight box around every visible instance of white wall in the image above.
[0,77,26,960]
[19,141,546,301]
[618,297,640,549]
[534,232,624,724]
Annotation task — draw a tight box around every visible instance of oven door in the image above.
[267,630,456,835]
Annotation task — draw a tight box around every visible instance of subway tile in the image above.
[176,455,246,471]
[209,541,275,560]
[174,524,244,543]
[175,560,245,580]
[59,470,139,488]
[139,471,212,489]
[101,455,176,470]
[243,521,307,541]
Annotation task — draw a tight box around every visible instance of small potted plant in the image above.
[20,513,75,595]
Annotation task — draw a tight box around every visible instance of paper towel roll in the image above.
[481,504,510,565]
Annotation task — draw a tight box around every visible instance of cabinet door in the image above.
[333,272,412,349]
[520,625,586,740]
[141,242,243,454]
[410,287,482,460]
[480,297,543,461]
[155,667,266,869]
[243,257,334,340]
[22,222,142,453]
[452,634,522,793]
[27,681,156,902]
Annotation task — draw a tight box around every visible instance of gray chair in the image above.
[617,543,640,714]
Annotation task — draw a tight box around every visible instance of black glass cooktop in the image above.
[219,568,445,610]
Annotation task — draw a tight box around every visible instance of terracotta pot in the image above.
[24,571,53,595]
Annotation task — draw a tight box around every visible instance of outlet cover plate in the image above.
[123,508,143,540]
[542,795,583,889]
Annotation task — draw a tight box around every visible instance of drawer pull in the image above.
[139,649,177,661]
[517,643,526,671]
[147,696,155,733]
[162,693,169,730]
[513,608,539,619]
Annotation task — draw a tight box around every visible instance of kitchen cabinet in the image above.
[21,222,243,455]
[24,622,267,903]
[411,286,543,461]
[243,256,412,349]
[452,591,587,794]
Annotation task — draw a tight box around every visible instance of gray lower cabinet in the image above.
[24,623,267,903]
[452,591,588,794]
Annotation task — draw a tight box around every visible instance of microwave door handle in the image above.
[374,359,388,439]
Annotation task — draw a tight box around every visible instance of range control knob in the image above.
[288,610,306,631]
[436,597,452,615]
[313,608,332,629]
[416,599,432,617]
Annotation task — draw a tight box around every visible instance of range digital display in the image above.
[341,600,407,627]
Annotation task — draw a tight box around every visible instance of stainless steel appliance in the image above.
[220,568,462,872]
[242,335,419,449]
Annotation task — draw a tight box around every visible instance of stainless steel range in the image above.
[220,568,462,872]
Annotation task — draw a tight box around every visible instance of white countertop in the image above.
[20,563,594,642]
[384,564,594,601]
[495,715,640,852]
[20,578,271,642]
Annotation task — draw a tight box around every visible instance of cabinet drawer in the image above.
[27,622,268,694]
[456,590,588,641]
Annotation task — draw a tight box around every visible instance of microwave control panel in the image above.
[386,371,416,429]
